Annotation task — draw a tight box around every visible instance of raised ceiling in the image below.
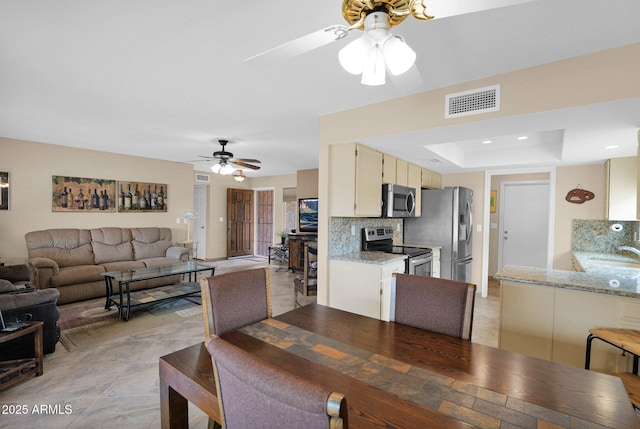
[1,0,639,177]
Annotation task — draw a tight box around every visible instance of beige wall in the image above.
[296,169,319,199]
[0,137,298,265]
[319,45,640,304]
[0,137,194,265]
[554,164,606,269]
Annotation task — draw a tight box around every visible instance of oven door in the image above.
[407,253,433,276]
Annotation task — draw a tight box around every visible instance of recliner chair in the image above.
[0,264,60,358]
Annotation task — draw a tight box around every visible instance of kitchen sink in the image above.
[588,259,640,269]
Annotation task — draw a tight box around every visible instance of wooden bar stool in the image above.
[585,328,640,408]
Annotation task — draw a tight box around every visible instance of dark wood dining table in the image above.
[160,303,640,428]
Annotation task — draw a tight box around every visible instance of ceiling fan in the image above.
[245,0,434,86]
[195,140,261,176]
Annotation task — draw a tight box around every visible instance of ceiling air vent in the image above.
[195,173,210,183]
[445,84,500,119]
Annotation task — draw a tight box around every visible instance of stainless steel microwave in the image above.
[381,184,416,218]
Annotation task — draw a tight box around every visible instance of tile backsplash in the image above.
[572,219,640,252]
[329,217,402,257]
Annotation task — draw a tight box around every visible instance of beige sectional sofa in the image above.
[25,227,189,304]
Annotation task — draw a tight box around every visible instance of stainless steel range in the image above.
[361,227,432,276]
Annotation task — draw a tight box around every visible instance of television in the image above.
[298,198,318,233]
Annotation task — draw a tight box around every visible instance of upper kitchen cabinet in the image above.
[329,143,382,217]
[422,168,442,189]
[408,163,422,217]
[604,156,637,220]
[382,153,396,184]
[396,159,408,186]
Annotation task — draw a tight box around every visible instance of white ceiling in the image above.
[1,0,639,177]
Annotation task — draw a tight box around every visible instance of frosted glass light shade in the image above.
[220,164,234,175]
[382,35,416,76]
[211,163,221,173]
[360,45,385,86]
[338,36,371,75]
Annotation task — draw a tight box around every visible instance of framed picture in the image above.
[52,176,117,212]
[490,190,497,213]
[0,172,8,210]
[116,181,167,212]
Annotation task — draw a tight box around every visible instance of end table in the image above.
[0,321,44,390]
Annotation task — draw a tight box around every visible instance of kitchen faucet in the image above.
[617,246,640,258]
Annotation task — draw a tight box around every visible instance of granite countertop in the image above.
[329,251,407,265]
[495,251,640,298]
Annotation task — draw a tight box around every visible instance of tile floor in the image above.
[0,259,499,428]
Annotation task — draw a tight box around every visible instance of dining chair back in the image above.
[206,336,348,429]
[390,273,476,341]
[199,267,272,338]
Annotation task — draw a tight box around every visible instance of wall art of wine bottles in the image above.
[52,176,117,212]
[116,181,168,212]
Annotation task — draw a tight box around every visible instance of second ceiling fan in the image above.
[198,140,261,176]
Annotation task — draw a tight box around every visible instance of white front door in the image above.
[498,181,550,270]
[193,185,207,260]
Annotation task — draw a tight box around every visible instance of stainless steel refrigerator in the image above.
[403,186,473,282]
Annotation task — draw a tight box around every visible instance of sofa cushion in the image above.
[50,265,106,288]
[25,229,94,267]
[100,260,146,272]
[91,228,134,264]
[131,227,173,260]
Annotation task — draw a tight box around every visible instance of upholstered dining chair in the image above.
[199,267,272,338]
[389,273,476,341]
[206,336,349,429]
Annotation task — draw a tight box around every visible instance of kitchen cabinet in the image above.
[421,168,442,189]
[329,259,405,321]
[396,159,408,186]
[382,153,396,184]
[329,143,382,217]
[407,163,422,217]
[499,280,634,373]
[605,156,637,220]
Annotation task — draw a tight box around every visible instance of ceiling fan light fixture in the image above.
[338,36,371,75]
[382,35,416,76]
[220,163,234,175]
[211,163,222,174]
[360,44,386,86]
[233,169,246,182]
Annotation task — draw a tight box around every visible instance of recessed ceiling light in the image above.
[482,140,492,144]
[605,145,619,149]
[517,136,528,140]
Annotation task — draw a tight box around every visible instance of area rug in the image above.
[56,257,269,351]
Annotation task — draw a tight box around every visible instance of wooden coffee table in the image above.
[102,262,215,321]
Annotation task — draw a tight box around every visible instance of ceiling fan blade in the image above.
[244,25,351,67]
[233,158,261,164]
[231,161,261,170]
